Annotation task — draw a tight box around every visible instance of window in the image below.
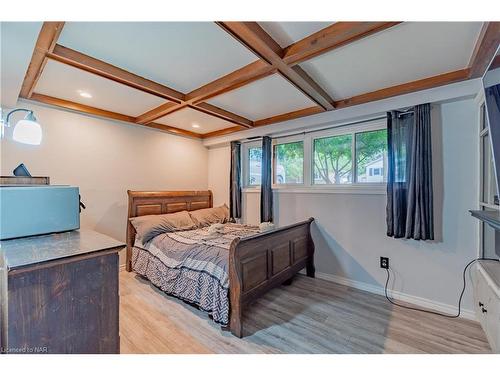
[241,118,387,193]
[355,129,388,183]
[248,146,262,186]
[311,128,387,185]
[273,141,304,184]
[313,134,352,184]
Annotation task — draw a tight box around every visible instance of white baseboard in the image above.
[307,271,477,321]
[119,263,126,271]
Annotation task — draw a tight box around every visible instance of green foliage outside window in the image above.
[355,129,388,183]
[274,142,304,184]
[313,129,387,184]
[313,134,352,184]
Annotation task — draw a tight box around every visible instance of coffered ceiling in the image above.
[3,21,499,139]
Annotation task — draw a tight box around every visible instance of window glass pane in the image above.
[274,141,303,184]
[313,134,352,184]
[248,147,262,185]
[356,129,388,183]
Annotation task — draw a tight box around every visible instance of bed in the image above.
[125,190,315,337]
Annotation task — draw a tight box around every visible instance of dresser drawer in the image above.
[474,263,500,353]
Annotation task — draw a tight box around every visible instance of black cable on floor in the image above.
[384,257,499,318]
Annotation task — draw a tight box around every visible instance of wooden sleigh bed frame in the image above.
[126,190,315,338]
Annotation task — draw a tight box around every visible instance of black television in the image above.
[482,47,500,257]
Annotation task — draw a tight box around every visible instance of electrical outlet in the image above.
[380,257,389,269]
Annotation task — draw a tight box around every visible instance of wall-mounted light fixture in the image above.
[1,108,42,145]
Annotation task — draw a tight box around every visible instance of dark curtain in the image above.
[260,136,273,222]
[229,141,242,220]
[386,103,434,240]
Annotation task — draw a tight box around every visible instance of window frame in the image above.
[242,118,387,194]
[305,119,387,192]
[241,140,263,189]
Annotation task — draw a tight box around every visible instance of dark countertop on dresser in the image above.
[0,229,125,270]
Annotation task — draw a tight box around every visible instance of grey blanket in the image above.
[132,223,259,325]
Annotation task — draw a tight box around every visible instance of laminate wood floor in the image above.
[119,271,491,354]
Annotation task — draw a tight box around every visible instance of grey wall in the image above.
[209,97,479,313]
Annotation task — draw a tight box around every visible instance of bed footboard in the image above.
[228,218,315,337]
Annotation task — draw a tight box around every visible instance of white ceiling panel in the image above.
[0,22,42,107]
[35,60,167,116]
[58,22,258,93]
[156,107,236,134]
[206,74,316,121]
[259,22,334,48]
[299,22,483,99]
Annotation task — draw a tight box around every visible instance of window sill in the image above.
[242,184,387,195]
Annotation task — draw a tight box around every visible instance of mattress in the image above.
[132,223,259,325]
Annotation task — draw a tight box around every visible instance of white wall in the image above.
[207,144,230,207]
[1,101,209,263]
[208,97,480,315]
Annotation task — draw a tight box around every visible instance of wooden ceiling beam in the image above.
[28,93,202,139]
[46,45,254,128]
[334,69,471,109]
[201,126,245,139]
[468,22,500,79]
[45,42,258,128]
[282,22,402,66]
[253,106,324,127]
[143,122,203,138]
[134,100,254,127]
[203,67,473,138]
[135,102,187,124]
[19,22,65,98]
[189,22,400,108]
[48,44,185,102]
[185,59,275,103]
[29,93,135,123]
[216,22,335,111]
[489,54,500,71]
[193,103,253,128]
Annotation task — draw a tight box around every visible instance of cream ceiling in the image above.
[259,22,333,48]
[57,22,258,93]
[156,107,236,134]
[36,60,167,116]
[299,22,483,99]
[206,74,316,120]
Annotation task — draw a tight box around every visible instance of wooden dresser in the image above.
[0,230,123,354]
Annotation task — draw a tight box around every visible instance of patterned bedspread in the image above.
[132,223,259,325]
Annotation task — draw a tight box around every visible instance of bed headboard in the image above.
[125,190,213,271]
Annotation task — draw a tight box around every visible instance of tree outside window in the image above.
[355,129,388,183]
[273,141,304,184]
[313,129,387,184]
[313,134,352,184]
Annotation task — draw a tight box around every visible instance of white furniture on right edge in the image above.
[473,260,500,353]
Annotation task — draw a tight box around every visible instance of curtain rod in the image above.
[239,114,388,144]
